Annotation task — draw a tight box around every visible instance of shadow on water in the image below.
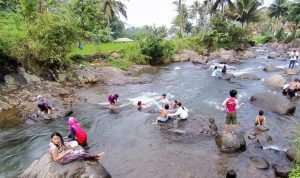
[0,48,300,178]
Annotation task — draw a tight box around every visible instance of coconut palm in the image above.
[227,0,262,27]
[211,0,234,18]
[102,0,127,25]
[268,0,288,29]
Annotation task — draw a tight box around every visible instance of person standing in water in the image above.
[212,66,222,78]
[222,89,244,134]
[289,48,299,69]
[222,65,227,74]
[108,94,119,110]
[68,117,88,146]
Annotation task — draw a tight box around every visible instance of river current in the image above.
[0,47,299,178]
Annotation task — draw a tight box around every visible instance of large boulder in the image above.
[4,68,41,86]
[291,38,300,48]
[172,53,190,62]
[250,92,296,115]
[76,67,103,84]
[286,147,297,162]
[219,55,239,64]
[237,73,260,80]
[215,133,246,153]
[220,73,234,80]
[191,56,206,64]
[263,65,280,72]
[283,69,299,76]
[238,50,257,60]
[20,146,111,178]
[250,156,270,169]
[263,75,286,88]
[267,52,280,59]
[172,49,202,62]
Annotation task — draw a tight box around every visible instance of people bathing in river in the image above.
[168,102,188,120]
[288,48,299,69]
[68,117,88,146]
[49,132,104,164]
[153,104,170,124]
[287,78,299,98]
[222,65,227,74]
[137,101,147,111]
[157,93,170,104]
[172,100,178,109]
[212,66,222,78]
[37,95,52,114]
[108,94,119,110]
[222,89,244,134]
[255,110,267,127]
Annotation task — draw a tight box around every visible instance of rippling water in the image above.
[0,48,299,178]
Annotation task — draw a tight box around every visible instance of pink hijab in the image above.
[68,117,83,133]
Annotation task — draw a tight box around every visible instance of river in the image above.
[0,47,299,178]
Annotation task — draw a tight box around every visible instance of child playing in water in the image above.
[49,132,104,164]
[255,110,267,127]
[172,100,178,109]
[153,104,170,124]
[108,94,119,110]
[137,101,147,111]
[37,95,53,114]
[68,117,88,146]
[222,89,244,134]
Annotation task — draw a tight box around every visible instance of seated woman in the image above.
[49,132,104,164]
[37,95,52,114]
[68,117,88,146]
[168,102,188,120]
[212,66,222,78]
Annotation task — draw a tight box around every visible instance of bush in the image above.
[14,13,78,75]
[122,43,149,65]
[276,28,285,41]
[284,35,295,43]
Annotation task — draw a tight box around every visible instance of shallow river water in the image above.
[0,47,300,178]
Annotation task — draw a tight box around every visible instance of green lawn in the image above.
[69,42,136,56]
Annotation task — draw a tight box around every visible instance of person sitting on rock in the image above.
[153,104,170,124]
[287,78,299,98]
[108,94,119,110]
[212,66,222,78]
[49,132,104,164]
[255,110,267,127]
[37,95,52,114]
[168,102,188,120]
[222,65,227,74]
[68,117,88,146]
[222,89,244,134]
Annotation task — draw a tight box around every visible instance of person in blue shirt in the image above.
[212,66,222,78]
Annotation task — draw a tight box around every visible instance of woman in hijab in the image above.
[68,117,88,146]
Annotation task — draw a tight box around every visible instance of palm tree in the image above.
[227,0,262,27]
[173,0,185,37]
[211,0,234,18]
[268,0,288,30]
[102,0,127,26]
[190,0,202,31]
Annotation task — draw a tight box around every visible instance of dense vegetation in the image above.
[0,0,299,78]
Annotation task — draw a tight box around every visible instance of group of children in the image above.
[212,65,227,78]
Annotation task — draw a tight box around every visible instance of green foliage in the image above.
[19,0,38,21]
[290,163,300,178]
[108,57,132,70]
[14,13,78,74]
[94,26,114,43]
[250,35,274,44]
[122,43,149,65]
[275,27,285,41]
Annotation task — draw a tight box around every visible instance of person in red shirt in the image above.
[222,90,244,134]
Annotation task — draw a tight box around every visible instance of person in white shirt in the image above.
[168,102,188,119]
[289,48,299,69]
[212,66,222,78]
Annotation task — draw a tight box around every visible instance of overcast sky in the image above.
[121,0,274,28]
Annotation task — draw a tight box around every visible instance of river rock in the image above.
[172,53,190,62]
[286,148,297,161]
[256,125,269,131]
[273,164,290,178]
[283,69,299,76]
[219,49,236,56]
[251,92,295,115]
[255,133,272,146]
[173,50,201,62]
[215,133,246,153]
[219,55,239,64]
[237,73,260,80]
[263,75,286,88]
[239,50,257,60]
[250,156,270,169]
[20,151,111,178]
[263,65,279,72]
[268,52,280,59]
[220,73,234,80]
[76,66,102,84]
[191,57,206,64]
[291,38,300,48]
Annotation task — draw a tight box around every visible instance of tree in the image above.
[110,18,125,38]
[227,0,262,27]
[102,0,127,26]
[172,2,189,37]
[190,0,202,31]
[268,0,288,30]
[285,0,300,37]
[211,0,234,18]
